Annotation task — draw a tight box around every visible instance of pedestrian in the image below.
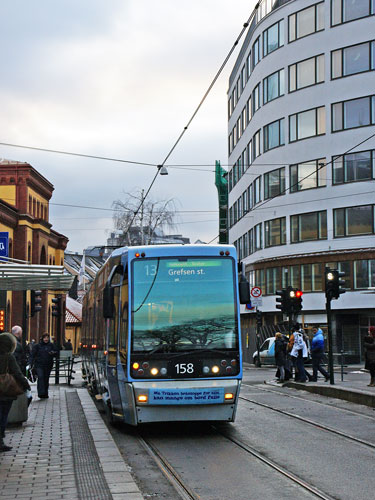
[0,332,30,452]
[11,325,27,375]
[29,333,57,399]
[63,339,73,351]
[274,332,287,383]
[364,326,375,387]
[290,323,308,382]
[311,326,330,382]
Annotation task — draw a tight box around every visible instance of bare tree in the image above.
[112,190,178,245]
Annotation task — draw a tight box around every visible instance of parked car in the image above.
[253,335,311,366]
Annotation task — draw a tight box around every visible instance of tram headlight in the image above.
[203,366,210,374]
[132,362,140,370]
[211,365,220,374]
[150,367,159,376]
[225,393,234,400]
[138,394,148,403]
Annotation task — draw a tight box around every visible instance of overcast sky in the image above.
[0,0,256,252]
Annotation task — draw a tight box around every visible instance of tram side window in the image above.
[108,286,120,348]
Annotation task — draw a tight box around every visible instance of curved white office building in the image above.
[227,0,375,362]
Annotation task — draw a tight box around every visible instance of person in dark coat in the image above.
[274,332,287,383]
[0,332,30,452]
[29,333,57,399]
[364,327,375,387]
[63,339,73,351]
[11,325,27,375]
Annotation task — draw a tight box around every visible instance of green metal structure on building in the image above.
[215,161,228,244]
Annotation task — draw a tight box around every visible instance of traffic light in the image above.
[0,309,5,332]
[30,290,42,317]
[289,288,303,313]
[256,310,262,328]
[276,289,289,314]
[325,268,346,301]
[52,296,62,317]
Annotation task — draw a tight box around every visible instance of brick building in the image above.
[0,160,69,340]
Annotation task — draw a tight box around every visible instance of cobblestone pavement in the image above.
[0,384,144,500]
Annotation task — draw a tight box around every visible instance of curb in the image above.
[284,381,375,408]
[77,389,144,500]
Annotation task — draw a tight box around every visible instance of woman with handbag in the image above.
[0,332,30,452]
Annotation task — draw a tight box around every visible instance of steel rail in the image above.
[138,434,201,500]
[242,382,375,421]
[212,425,335,500]
[239,394,375,450]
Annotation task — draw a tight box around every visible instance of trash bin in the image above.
[8,393,28,424]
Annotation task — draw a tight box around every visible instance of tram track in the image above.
[211,425,336,500]
[138,433,201,500]
[242,382,375,421]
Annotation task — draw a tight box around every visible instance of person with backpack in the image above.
[290,323,308,382]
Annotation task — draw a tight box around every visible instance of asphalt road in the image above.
[104,367,375,500]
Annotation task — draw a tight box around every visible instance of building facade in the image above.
[227,0,375,362]
[0,160,69,340]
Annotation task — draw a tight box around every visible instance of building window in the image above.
[253,176,262,205]
[253,130,261,160]
[301,263,323,292]
[264,167,286,199]
[334,205,374,237]
[332,41,375,79]
[246,51,252,79]
[266,267,282,295]
[354,259,375,288]
[332,95,375,131]
[289,2,325,42]
[263,20,284,57]
[243,232,248,257]
[252,37,260,69]
[254,223,263,251]
[263,69,285,104]
[331,0,375,26]
[291,211,327,242]
[241,64,246,91]
[290,158,326,192]
[248,228,254,254]
[264,118,285,152]
[332,150,374,184]
[265,217,286,247]
[252,83,261,115]
[289,106,325,142]
[255,269,265,291]
[246,96,252,125]
[246,140,253,168]
[289,54,324,92]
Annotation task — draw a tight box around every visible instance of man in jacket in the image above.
[30,334,57,399]
[11,325,27,375]
[290,324,308,382]
[311,327,329,382]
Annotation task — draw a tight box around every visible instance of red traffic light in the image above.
[295,290,303,298]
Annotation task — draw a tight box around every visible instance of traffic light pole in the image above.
[54,295,62,385]
[326,296,335,385]
[22,290,28,352]
[256,308,261,368]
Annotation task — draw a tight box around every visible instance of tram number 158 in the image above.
[175,363,194,374]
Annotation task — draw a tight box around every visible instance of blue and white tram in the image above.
[81,244,249,425]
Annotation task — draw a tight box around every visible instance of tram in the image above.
[81,244,249,425]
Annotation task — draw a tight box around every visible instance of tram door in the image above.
[106,278,123,416]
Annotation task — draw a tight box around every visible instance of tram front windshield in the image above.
[131,257,238,353]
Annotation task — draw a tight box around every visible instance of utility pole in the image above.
[140,189,144,245]
[52,295,63,385]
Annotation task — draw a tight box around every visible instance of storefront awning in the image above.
[0,264,74,291]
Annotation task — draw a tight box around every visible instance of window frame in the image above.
[289,106,326,142]
[332,149,374,185]
[288,1,325,43]
[263,118,285,152]
[263,19,284,57]
[264,217,287,248]
[290,158,326,193]
[263,68,285,104]
[289,53,325,92]
[264,167,286,199]
[290,210,327,243]
[331,40,375,80]
[331,0,375,27]
[333,204,375,238]
[332,95,375,132]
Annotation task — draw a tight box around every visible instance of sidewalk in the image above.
[284,367,375,407]
[0,367,144,500]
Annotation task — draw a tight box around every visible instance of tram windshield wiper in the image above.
[167,348,236,359]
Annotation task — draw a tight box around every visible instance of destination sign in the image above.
[149,388,225,405]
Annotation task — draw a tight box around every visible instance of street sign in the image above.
[251,297,263,307]
[0,232,9,260]
[251,286,262,298]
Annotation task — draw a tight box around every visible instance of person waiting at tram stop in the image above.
[29,333,57,399]
[0,332,30,452]
[310,326,330,382]
[289,324,310,382]
[274,332,288,383]
[11,325,27,375]
[364,326,375,387]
